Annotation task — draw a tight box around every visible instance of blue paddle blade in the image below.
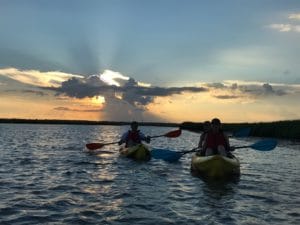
[233,127,251,137]
[151,148,182,162]
[250,139,277,151]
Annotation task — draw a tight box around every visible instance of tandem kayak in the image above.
[191,154,240,179]
[119,144,151,161]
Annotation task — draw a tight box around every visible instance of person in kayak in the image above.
[197,121,211,156]
[202,118,231,156]
[118,121,151,147]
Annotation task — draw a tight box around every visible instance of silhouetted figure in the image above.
[118,121,151,147]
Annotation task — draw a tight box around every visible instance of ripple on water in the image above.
[0,124,299,225]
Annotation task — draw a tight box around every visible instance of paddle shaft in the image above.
[150,134,166,138]
[101,141,120,146]
[149,129,181,138]
[234,145,252,149]
[179,148,199,155]
[86,129,181,150]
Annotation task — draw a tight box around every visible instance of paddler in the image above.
[118,121,151,147]
[202,118,231,156]
[197,121,211,156]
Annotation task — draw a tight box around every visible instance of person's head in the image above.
[130,121,139,131]
[203,121,211,132]
[211,118,222,131]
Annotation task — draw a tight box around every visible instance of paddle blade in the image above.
[86,143,104,150]
[151,148,182,162]
[250,139,277,151]
[164,129,182,138]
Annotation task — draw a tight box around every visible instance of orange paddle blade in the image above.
[86,143,104,150]
[164,129,181,138]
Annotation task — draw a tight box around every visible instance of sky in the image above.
[0,0,300,123]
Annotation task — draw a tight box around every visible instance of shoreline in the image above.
[0,118,179,127]
[1,118,299,140]
[180,121,300,141]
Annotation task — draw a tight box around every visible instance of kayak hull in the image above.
[191,154,240,179]
[119,144,151,161]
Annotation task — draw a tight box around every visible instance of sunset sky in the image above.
[1,0,300,123]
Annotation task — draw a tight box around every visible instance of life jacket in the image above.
[205,131,227,150]
[125,130,142,147]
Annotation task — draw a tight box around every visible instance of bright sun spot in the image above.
[91,96,105,105]
[100,70,129,86]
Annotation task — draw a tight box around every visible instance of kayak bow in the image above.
[119,144,151,161]
[191,154,240,179]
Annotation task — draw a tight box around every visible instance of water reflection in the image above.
[1,124,300,225]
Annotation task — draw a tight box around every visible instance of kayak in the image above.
[191,154,240,179]
[119,144,151,161]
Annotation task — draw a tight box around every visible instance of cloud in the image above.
[51,70,207,121]
[269,24,300,32]
[269,13,300,33]
[288,13,300,20]
[0,67,84,87]
[50,70,207,108]
[0,67,208,121]
[53,107,100,112]
[5,89,48,96]
[261,83,286,96]
[205,81,290,100]
[100,97,165,122]
[213,95,240,99]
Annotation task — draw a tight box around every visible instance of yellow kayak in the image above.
[191,154,240,179]
[119,144,151,161]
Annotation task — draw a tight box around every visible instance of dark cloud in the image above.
[51,77,114,98]
[53,107,100,112]
[5,89,48,96]
[100,97,166,122]
[262,83,286,96]
[21,89,48,96]
[42,74,208,121]
[206,82,287,99]
[205,82,226,89]
[213,95,240,99]
[50,76,207,107]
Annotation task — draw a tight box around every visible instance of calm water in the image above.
[0,124,299,225]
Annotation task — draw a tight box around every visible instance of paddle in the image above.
[152,139,277,162]
[151,147,200,162]
[85,129,182,150]
[150,129,182,138]
[85,141,120,150]
[233,139,277,151]
[151,127,250,161]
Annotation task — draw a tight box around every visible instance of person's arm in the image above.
[118,131,128,145]
[198,133,204,148]
[139,132,150,143]
[202,133,208,151]
[224,133,231,151]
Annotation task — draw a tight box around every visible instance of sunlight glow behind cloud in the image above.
[1,66,300,122]
[99,70,129,86]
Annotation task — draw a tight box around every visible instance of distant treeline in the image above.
[1,118,299,140]
[180,120,300,140]
[0,118,179,128]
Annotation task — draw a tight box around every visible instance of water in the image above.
[0,124,299,225]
